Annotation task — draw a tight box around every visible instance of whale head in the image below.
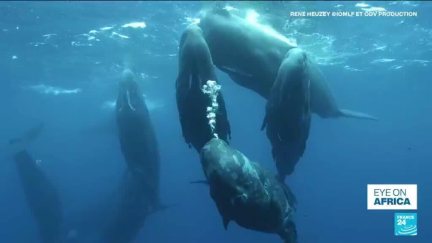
[200,139,267,210]
[116,69,142,113]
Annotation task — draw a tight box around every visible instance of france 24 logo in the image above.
[395,213,417,236]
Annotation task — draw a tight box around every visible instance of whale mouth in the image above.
[126,91,136,111]
[230,193,248,206]
[118,89,136,112]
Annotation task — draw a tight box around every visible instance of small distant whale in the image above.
[112,69,172,242]
[261,48,312,180]
[10,123,64,243]
[199,138,298,243]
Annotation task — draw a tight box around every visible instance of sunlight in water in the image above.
[121,22,146,29]
[185,17,200,25]
[245,10,297,47]
[111,32,129,39]
[28,84,82,95]
[223,5,238,12]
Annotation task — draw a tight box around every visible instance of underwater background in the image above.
[0,1,431,243]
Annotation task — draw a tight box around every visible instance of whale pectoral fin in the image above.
[339,109,378,121]
[218,65,252,79]
[222,217,230,230]
[217,65,254,88]
[261,113,268,131]
[261,83,279,132]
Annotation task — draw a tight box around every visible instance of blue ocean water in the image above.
[0,1,431,243]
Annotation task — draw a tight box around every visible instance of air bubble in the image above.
[202,80,222,138]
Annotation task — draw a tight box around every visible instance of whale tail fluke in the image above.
[9,122,45,154]
[339,109,378,121]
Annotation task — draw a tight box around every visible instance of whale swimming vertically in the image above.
[176,24,231,152]
[115,69,160,207]
[261,48,312,180]
[177,71,298,242]
[112,69,170,243]
[10,123,63,243]
[199,138,298,243]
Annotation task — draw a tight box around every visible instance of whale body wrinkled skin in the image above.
[195,8,377,121]
[261,48,312,180]
[176,7,377,179]
[200,138,297,243]
[176,24,231,152]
